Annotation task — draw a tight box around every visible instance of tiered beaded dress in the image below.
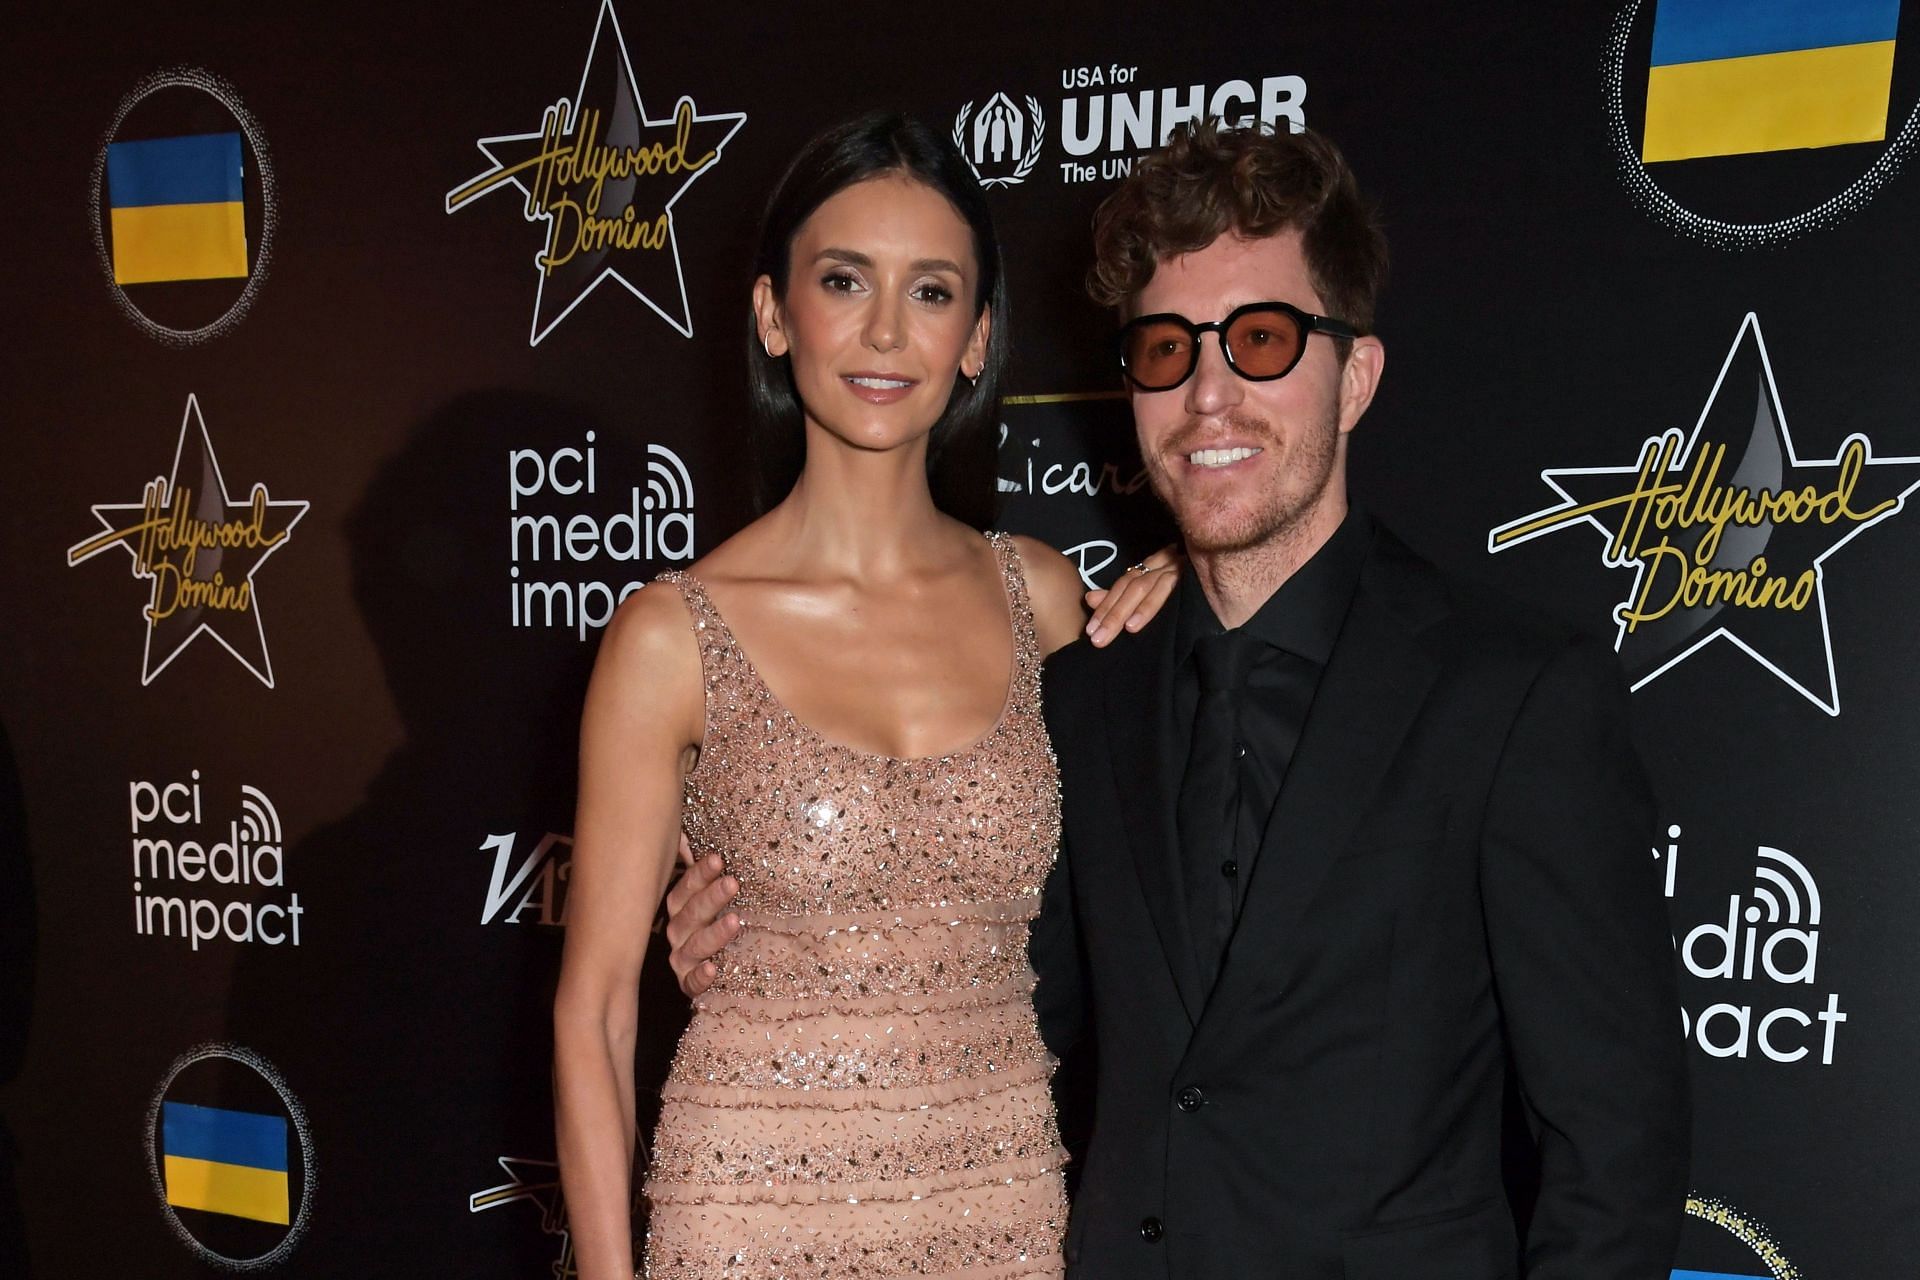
[643,532,1067,1280]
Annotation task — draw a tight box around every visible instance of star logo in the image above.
[469,1155,574,1277]
[1489,313,1920,715]
[445,0,746,344]
[67,394,308,687]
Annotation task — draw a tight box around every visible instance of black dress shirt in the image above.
[1171,507,1370,985]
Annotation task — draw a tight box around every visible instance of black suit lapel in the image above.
[1194,537,1442,1035]
[1105,584,1207,1025]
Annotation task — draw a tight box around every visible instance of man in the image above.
[666,121,1689,1279]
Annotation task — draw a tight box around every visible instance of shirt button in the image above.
[1140,1216,1164,1242]
[1235,741,1248,758]
[1220,859,1239,878]
[1177,1085,1206,1112]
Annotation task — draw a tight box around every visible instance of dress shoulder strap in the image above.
[986,532,1044,703]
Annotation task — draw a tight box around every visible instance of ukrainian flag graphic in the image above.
[161,1100,290,1225]
[105,132,249,285]
[1643,0,1902,162]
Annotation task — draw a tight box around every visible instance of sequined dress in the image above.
[643,533,1067,1280]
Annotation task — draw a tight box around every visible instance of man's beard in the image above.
[1147,407,1340,554]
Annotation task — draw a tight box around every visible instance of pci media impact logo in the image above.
[146,1043,315,1268]
[91,68,277,344]
[1606,0,1920,246]
[1489,314,1920,714]
[1664,828,1846,1066]
[131,773,303,950]
[67,395,308,687]
[446,0,745,343]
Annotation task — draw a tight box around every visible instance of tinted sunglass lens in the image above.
[1124,320,1196,389]
[1226,309,1305,377]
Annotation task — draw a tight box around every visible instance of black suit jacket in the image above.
[1033,523,1689,1280]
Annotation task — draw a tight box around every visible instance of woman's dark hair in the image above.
[747,112,1007,530]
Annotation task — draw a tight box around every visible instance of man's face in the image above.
[1127,229,1382,554]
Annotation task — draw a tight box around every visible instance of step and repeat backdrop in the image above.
[2,2,1917,1275]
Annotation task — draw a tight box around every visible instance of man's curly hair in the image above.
[1087,120,1387,341]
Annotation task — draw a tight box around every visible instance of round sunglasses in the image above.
[1116,300,1358,392]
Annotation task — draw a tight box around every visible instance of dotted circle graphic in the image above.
[144,1042,317,1270]
[1604,0,1920,249]
[1684,1194,1801,1280]
[88,67,277,346]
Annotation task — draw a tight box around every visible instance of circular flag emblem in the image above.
[1606,0,1920,247]
[90,68,277,344]
[144,1043,315,1268]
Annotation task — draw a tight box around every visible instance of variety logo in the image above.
[145,1043,315,1268]
[480,830,572,927]
[1673,1193,1802,1279]
[130,772,302,950]
[90,68,277,345]
[66,394,309,688]
[1660,826,1847,1066]
[959,65,1307,188]
[1605,0,1919,247]
[508,432,694,639]
[446,0,745,343]
[1488,313,1920,715]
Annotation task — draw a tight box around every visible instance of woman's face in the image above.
[757,173,989,455]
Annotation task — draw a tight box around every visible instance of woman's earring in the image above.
[964,370,978,387]
[762,333,775,358]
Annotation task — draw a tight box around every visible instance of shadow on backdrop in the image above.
[222,392,688,1275]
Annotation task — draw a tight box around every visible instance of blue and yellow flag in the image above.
[106,132,249,285]
[161,1100,290,1225]
[1643,0,1901,162]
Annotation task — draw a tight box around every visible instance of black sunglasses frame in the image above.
[1115,300,1359,392]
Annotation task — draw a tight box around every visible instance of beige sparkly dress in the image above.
[643,532,1068,1280]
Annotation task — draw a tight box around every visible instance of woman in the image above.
[552,113,1173,1280]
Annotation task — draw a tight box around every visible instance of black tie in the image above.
[1177,630,1261,987]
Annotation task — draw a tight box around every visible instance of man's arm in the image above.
[1480,633,1691,1279]
[664,842,739,998]
[1029,829,1088,1061]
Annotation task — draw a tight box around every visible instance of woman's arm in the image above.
[553,584,704,1280]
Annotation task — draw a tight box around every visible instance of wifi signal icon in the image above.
[238,785,283,845]
[645,445,693,512]
[1744,847,1821,926]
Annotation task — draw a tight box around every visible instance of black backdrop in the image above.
[3,3,1918,1276]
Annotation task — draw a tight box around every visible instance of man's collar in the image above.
[1174,506,1373,666]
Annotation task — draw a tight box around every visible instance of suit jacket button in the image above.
[1177,1085,1205,1112]
[1140,1216,1164,1242]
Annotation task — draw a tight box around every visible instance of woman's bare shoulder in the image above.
[592,579,703,720]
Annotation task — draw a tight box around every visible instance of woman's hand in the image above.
[1084,543,1182,646]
